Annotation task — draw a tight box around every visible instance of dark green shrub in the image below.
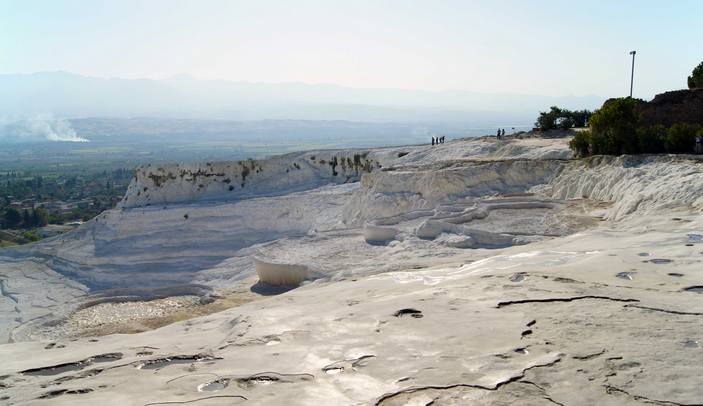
[665,123,700,153]
[636,124,667,154]
[588,97,644,155]
[588,128,608,155]
[22,231,41,242]
[688,61,703,89]
[569,130,591,157]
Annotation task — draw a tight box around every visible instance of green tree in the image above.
[535,106,562,131]
[665,123,700,153]
[688,61,703,89]
[536,107,593,131]
[34,208,49,227]
[3,207,22,228]
[557,116,575,130]
[22,209,32,228]
[570,110,594,128]
[588,98,644,155]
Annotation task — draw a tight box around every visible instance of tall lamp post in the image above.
[629,50,636,98]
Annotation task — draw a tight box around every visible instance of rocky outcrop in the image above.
[637,88,703,127]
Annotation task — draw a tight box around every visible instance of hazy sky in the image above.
[2,0,701,99]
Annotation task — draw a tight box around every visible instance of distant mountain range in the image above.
[0,71,603,124]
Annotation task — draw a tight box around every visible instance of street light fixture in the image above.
[629,51,636,98]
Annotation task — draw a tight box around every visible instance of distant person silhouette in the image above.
[496,129,501,140]
[501,129,506,138]
[431,136,435,146]
[696,135,703,154]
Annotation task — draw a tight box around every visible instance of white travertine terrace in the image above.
[2,136,703,405]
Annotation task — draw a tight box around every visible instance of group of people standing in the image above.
[431,136,445,145]
[496,128,507,140]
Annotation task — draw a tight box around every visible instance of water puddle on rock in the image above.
[92,353,123,363]
[21,352,123,377]
[21,361,89,376]
[683,286,703,294]
[138,354,219,370]
[684,340,700,348]
[687,234,702,242]
[38,388,93,399]
[648,259,673,264]
[198,379,229,392]
[616,272,634,280]
[234,372,314,389]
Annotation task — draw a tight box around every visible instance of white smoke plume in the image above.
[0,114,89,143]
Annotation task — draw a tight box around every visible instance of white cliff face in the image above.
[537,155,703,220]
[120,150,380,208]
